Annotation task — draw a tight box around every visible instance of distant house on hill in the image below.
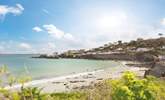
[47,52,58,57]
[115,48,123,51]
[136,48,152,52]
[159,56,165,61]
[104,44,109,47]
[162,46,165,49]
[125,47,136,52]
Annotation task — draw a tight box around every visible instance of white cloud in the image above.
[19,43,31,49]
[16,4,24,11]
[76,9,164,46]
[161,18,165,26]
[0,3,24,18]
[63,33,74,41]
[33,26,43,32]
[97,12,127,30]
[0,45,4,50]
[42,24,76,41]
[48,42,56,49]
[43,24,64,39]
[42,24,83,51]
[36,42,56,54]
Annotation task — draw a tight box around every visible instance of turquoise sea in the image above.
[0,54,121,80]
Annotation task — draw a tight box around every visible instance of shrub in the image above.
[110,71,165,100]
[50,92,87,100]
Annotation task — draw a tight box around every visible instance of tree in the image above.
[158,33,163,37]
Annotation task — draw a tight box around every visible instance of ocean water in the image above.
[0,54,121,80]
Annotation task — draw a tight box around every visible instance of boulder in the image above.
[145,62,165,77]
[135,52,158,62]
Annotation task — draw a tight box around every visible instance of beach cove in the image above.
[5,60,147,93]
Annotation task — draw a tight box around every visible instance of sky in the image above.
[0,0,165,54]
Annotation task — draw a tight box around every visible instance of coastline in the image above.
[5,61,148,93]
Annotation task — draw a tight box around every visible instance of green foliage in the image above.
[17,76,32,87]
[0,65,8,75]
[19,87,44,100]
[110,71,165,100]
[11,92,21,100]
[8,75,16,87]
[50,92,87,100]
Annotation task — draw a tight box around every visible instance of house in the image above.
[159,56,165,61]
[136,48,152,52]
[115,48,123,51]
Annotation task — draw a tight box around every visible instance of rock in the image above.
[52,81,63,84]
[135,52,158,62]
[72,86,79,90]
[69,80,85,83]
[145,62,165,77]
[80,53,135,60]
[82,75,95,79]
[96,78,103,80]
[32,54,59,59]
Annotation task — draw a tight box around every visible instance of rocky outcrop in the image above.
[79,53,135,60]
[32,54,59,59]
[60,52,159,62]
[145,62,165,77]
[135,52,159,62]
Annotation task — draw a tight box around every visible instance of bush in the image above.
[50,92,87,100]
[110,71,165,100]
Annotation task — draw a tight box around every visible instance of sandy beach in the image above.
[5,61,148,93]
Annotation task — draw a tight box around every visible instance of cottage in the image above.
[136,48,152,52]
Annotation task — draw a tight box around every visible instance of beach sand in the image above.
[5,61,148,93]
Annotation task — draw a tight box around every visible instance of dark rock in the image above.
[79,53,135,61]
[69,80,85,83]
[145,62,165,77]
[96,78,103,80]
[52,81,63,84]
[135,52,158,62]
[32,54,59,59]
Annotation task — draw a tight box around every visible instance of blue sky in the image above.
[0,0,165,53]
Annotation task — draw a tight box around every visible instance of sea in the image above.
[0,54,122,80]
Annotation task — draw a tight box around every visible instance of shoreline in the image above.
[5,69,104,90]
[5,61,148,93]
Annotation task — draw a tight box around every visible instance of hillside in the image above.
[59,37,165,61]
